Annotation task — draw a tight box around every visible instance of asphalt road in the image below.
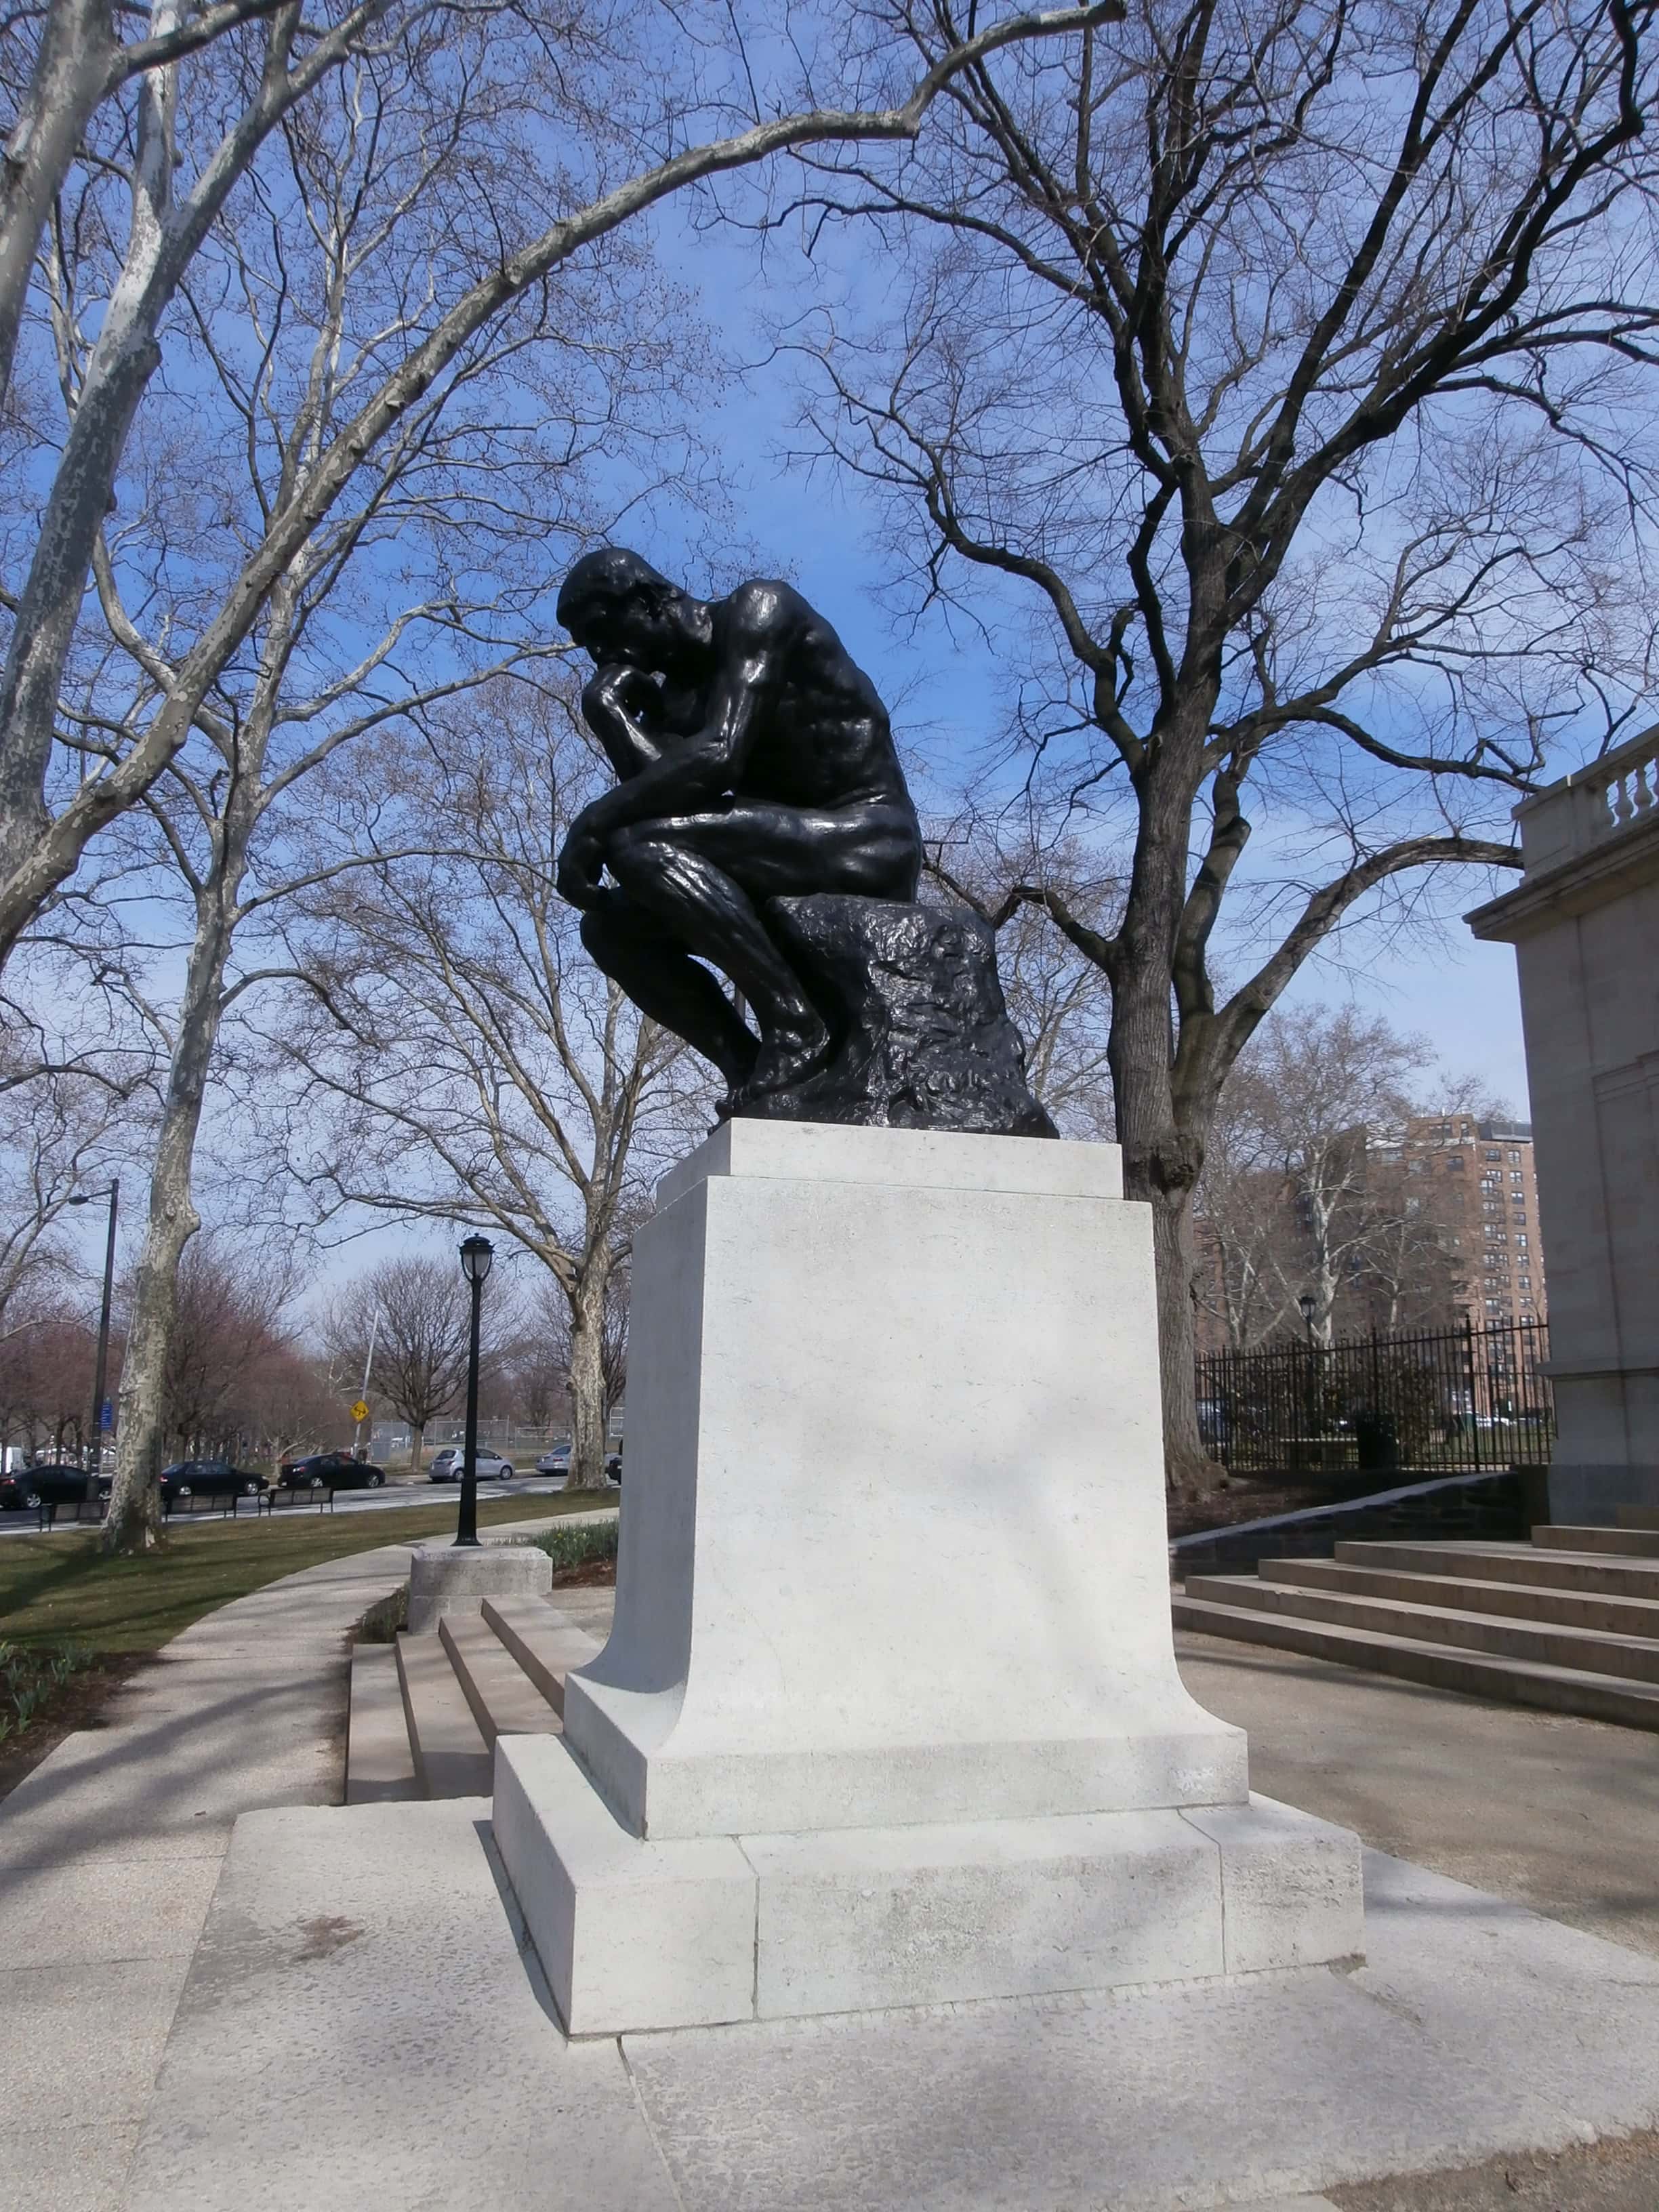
[0,1473,609,1540]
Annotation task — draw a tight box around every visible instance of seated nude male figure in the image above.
[554,548,922,1107]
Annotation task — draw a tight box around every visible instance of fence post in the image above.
[1463,1315,1481,1472]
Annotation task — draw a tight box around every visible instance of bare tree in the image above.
[325,1256,476,1469]
[1229,1010,1432,1347]
[262,679,699,1489]
[237,1342,337,1473]
[926,815,1117,1136]
[512,1258,631,1445]
[1192,1088,1299,1352]
[66,24,659,1551]
[0,3,1113,970]
[0,0,453,907]
[155,1233,293,1454]
[0,0,308,415]
[785,0,1659,1486]
[1347,1150,1475,1333]
[0,1051,131,1336]
[1194,1008,1481,1349]
[0,1298,108,1461]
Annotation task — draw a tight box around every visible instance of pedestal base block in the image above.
[497,1736,1363,2037]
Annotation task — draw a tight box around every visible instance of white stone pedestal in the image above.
[493,1121,1363,2035]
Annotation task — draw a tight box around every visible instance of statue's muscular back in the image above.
[658,580,917,818]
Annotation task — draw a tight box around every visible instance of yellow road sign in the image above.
[350,1400,370,1424]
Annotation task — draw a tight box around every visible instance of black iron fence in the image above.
[1196,1317,1553,1482]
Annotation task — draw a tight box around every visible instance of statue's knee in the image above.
[607,826,668,889]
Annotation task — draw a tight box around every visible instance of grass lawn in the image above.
[0,1490,614,1657]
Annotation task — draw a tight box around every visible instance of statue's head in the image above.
[558,546,701,672]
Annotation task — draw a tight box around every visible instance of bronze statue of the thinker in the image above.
[555,548,1053,1138]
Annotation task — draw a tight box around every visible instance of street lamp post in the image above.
[1296,1292,1319,1460]
[455,1234,494,1549]
[68,1179,119,1502]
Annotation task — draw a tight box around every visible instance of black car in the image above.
[0,1461,110,1511]
[279,1451,386,1491]
[159,1459,268,1504]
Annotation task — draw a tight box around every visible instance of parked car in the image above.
[279,1451,386,1491]
[426,1447,514,1483]
[159,1460,268,1504]
[0,1461,110,1511]
[531,1443,621,1483]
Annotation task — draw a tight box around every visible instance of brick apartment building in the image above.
[1381,1114,1547,1328]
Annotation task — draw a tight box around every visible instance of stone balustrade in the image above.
[1517,721,1659,871]
[1584,729,1659,843]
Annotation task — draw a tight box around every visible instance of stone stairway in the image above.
[345,1596,606,1803]
[1173,1507,1659,1732]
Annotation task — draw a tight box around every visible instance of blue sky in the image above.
[642,201,1538,1120]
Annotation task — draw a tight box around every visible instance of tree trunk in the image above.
[408,1421,425,1473]
[565,1269,610,1491]
[1107,758,1226,1500]
[102,884,239,1551]
[0,0,115,417]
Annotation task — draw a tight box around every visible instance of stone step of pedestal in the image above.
[345,1646,419,1804]
[494,1734,1364,2038]
[1183,1574,1659,1683]
[1618,1505,1659,1531]
[1172,1592,1659,1731]
[1333,1539,1659,1602]
[440,1612,562,1746]
[481,1597,602,1715]
[1534,1522,1659,1556]
[396,1632,493,1799]
[1269,1554,1659,1639]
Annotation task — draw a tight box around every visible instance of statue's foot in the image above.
[729,1018,832,1109]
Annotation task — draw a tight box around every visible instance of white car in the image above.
[427,1448,514,1483]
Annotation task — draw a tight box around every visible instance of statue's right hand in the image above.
[583,663,660,734]
[555,819,607,911]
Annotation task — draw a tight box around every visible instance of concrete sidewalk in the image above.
[114,1799,1659,2212]
[0,1536,419,2212]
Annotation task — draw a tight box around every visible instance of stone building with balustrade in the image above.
[1469,724,1659,1522]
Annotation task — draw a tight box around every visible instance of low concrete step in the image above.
[1183,1574,1659,1684]
[1334,1540,1659,1603]
[1617,1506,1659,1532]
[1172,1593,1659,1731]
[346,1646,418,1805]
[440,1612,561,1746]
[1269,1555,1659,1639]
[1532,1524,1659,1557]
[396,1633,493,1799]
[482,1597,602,1715]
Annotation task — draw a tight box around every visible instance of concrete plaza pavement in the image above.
[7,1570,1659,2209]
[0,1538,416,2212]
[115,1800,1659,2212]
[1174,1625,1659,1962]
[0,1513,602,2212]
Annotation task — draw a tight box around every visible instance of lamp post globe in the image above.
[455,1234,495,1548]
